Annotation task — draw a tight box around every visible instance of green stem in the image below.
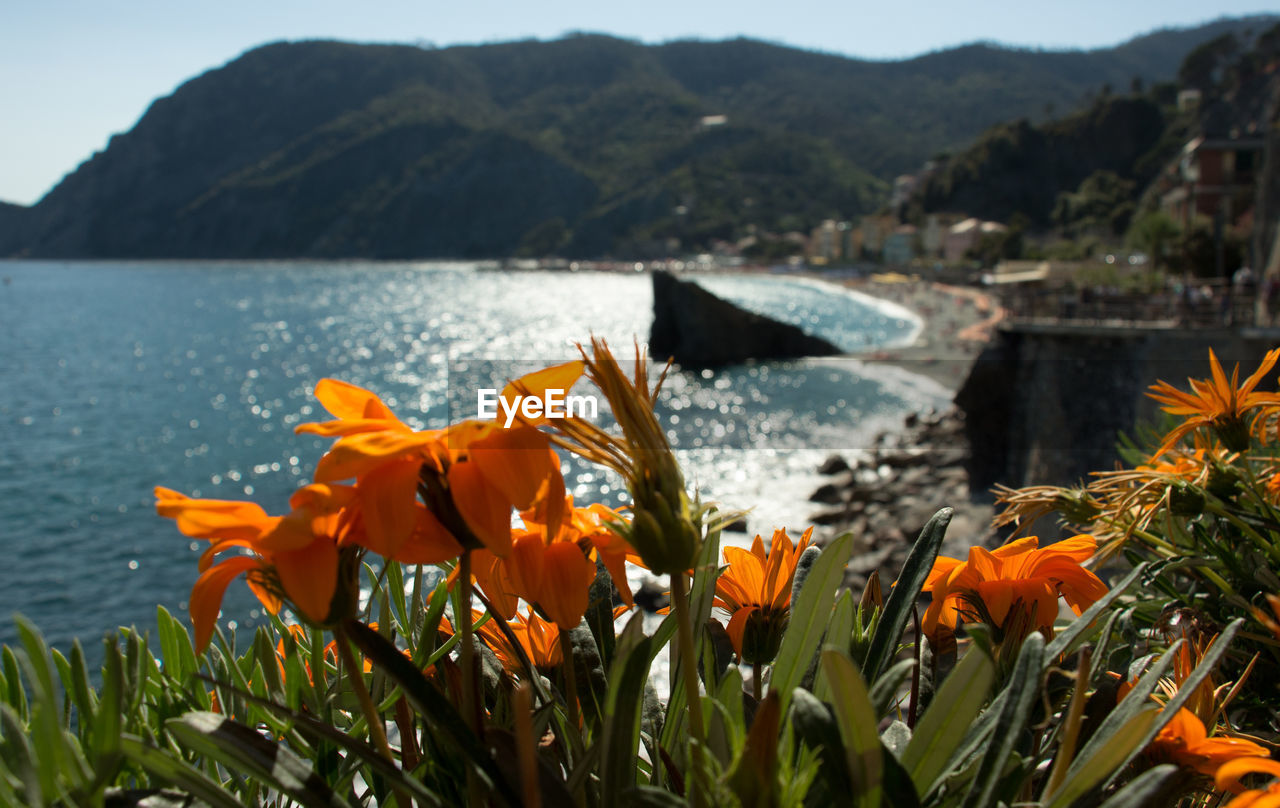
[672,570,705,807]
[1208,498,1280,563]
[752,660,762,702]
[335,624,394,763]
[1041,648,1091,802]
[560,629,581,733]
[457,551,485,808]
[336,623,411,806]
[560,629,587,808]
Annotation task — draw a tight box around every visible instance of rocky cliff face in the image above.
[648,270,842,367]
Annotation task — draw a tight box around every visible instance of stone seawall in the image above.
[957,323,1280,489]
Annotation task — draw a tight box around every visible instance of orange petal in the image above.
[155,488,276,542]
[356,459,423,557]
[596,544,635,608]
[725,607,756,658]
[505,532,547,604]
[470,550,519,619]
[449,461,513,554]
[1217,757,1280,792]
[537,541,595,628]
[274,538,339,624]
[470,427,561,510]
[924,555,964,591]
[190,556,260,653]
[500,361,586,426]
[312,378,403,424]
[391,506,464,565]
[313,431,438,483]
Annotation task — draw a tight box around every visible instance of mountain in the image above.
[6,16,1277,259]
[917,19,1280,239]
[917,94,1170,227]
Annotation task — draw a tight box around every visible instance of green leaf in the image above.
[821,649,883,807]
[0,703,41,808]
[93,638,124,766]
[863,509,952,682]
[1065,639,1181,785]
[661,524,722,749]
[118,733,244,808]
[1044,562,1148,661]
[386,560,409,635]
[868,658,915,717]
[791,688,851,798]
[66,641,96,731]
[880,741,922,808]
[1043,706,1159,808]
[15,616,65,799]
[825,590,856,656]
[902,644,995,793]
[189,676,448,807]
[958,632,1044,808]
[568,621,608,729]
[168,712,352,808]
[619,784,687,807]
[726,691,781,808]
[707,666,745,766]
[1095,764,1180,808]
[1088,619,1244,795]
[343,619,521,806]
[601,613,662,801]
[772,532,854,711]
[2,646,27,721]
[586,553,620,669]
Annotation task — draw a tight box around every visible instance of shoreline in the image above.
[796,276,1002,579]
[833,276,1005,391]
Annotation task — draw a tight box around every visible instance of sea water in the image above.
[0,260,946,654]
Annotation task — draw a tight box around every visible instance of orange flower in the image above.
[478,606,563,671]
[921,535,1108,641]
[472,526,594,631]
[296,363,581,555]
[1216,757,1280,806]
[156,483,461,652]
[1148,707,1269,781]
[523,496,642,607]
[713,527,813,664]
[1147,347,1280,457]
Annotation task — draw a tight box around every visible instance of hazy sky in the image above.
[3,1,1276,206]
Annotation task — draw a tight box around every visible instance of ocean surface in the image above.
[0,260,947,656]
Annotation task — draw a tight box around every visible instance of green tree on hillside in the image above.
[1125,210,1181,270]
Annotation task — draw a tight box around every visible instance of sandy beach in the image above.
[837,277,1005,391]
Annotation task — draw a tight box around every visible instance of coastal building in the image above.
[1159,134,1265,229]
[808,219,854,264]
[921,213,963,258]
[944,218,1007,263]
[882,224,918,265]
[860,217,884,258]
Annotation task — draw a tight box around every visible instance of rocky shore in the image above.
[801,279,1005,591]
[808,407,996,592]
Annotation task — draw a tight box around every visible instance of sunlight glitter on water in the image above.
[0,261,936,657]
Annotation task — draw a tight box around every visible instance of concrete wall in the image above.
[957,322,1280,489]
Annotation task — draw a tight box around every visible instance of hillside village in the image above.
[757,24,1280,326]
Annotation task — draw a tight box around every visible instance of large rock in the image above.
[649,270,842,367]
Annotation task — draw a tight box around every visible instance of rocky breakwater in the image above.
[808,408,995,593]
[649,270,841,367]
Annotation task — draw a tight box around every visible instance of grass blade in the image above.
[863,509,952,682]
